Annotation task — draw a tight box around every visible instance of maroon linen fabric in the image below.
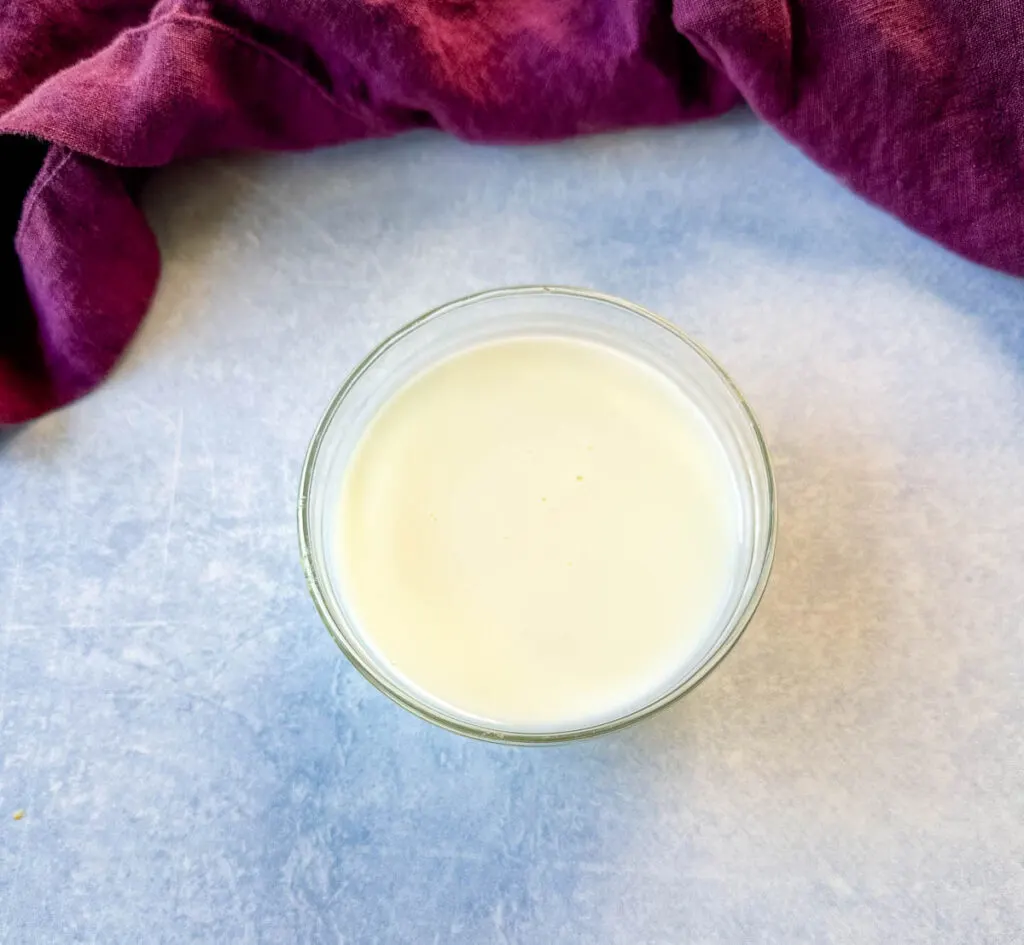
[2,1,1022,423]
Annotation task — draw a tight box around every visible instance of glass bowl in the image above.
[298,286,776,744]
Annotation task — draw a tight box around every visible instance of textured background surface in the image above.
[2,113,1023,943]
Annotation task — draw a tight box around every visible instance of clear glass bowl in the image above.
[298,286,776,744]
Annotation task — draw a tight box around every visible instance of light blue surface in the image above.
[2,113,1023,943]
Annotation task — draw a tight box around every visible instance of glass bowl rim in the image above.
[297,284,777,745]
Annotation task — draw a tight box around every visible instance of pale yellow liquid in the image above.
[336,336,740,730]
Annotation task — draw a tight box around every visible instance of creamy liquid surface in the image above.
[336,336,740,730]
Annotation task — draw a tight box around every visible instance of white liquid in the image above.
[336,336,740,730]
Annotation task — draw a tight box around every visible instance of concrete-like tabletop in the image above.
[2,113,1023,943]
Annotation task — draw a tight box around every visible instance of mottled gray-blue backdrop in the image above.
[2,114,1023,943]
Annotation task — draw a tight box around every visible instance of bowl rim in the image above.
[297,285,777,744]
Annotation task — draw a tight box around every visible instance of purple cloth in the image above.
[2,1,1022,424]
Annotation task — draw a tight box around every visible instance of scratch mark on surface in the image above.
[160,409,184,596]
[199,425,218,505]
[0,528,24,722]
[2,620,168,632]
[214,164,343,256]
[492,901,511,945]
